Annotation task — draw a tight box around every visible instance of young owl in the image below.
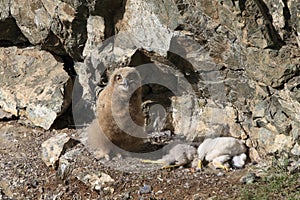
[87,67,146,159]
[197,137,247,171]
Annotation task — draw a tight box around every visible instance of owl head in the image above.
[110,67,142,99]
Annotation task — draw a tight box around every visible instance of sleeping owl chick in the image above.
[143,144,197,169]
[87,67,146,159]
[197,137,247,171]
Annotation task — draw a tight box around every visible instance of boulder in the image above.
[116,0,182,56]
[10,0,52,45]
[0,47,72,129]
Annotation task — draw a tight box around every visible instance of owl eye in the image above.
[115,74,122,81]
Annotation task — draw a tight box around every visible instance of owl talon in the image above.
[197,160,203,170]
[161,164,180,170]
[141,159,165,164]
[213,161,229,171]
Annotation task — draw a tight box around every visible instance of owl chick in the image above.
[197,137,247,171]
[87,67,146,159]
[143,143,197,169]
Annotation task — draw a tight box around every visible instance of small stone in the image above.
[249,147,261,163]
[193,193,201,200]
[155,190,163,195]
[288,159,300,174]
[0,109,13,120]
[56,148,83,180]
[291,143,300,156]
[0,180,14,198]
[122,192,131,200]
[103,187,114,194]
[240,173,258,184]
[139,184,152,194]
[94,184,101,191]
[75,170,114,192]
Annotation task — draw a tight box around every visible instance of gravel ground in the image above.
[0,120,286,200]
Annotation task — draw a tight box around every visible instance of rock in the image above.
[10,0,51,45]
[171,96,244,140]
[291,143,300,156]
[240,172,259,184]
[271,134,293,153]
[0,124,14,150]
[0,18,29,46]
[8,0,91,59]
[288,0,300,47]
[41,133,79,167]
[0,179,14,199]
[288,159,300,174]
[56,148,83,180]
[264,0,285,39]
[74,170,115,192]
[246,46,300,88]
[0,47,72,129]
[249,147,261,163]
[83,15,105,57]
[171,95,202,140]
[0,0,299,163]
[0,0,10,20]
[116,0,182,56]
[139,184,152,194]
[0,109,13,120]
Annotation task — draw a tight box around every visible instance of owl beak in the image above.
[121,78,129,89]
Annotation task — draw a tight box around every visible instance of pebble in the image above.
[240,172,258,184]
[139,184,152,194]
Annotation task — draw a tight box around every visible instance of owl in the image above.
[87,67,146,159]
[197,137,247,171]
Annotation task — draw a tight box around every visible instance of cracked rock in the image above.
[41,133,79,167]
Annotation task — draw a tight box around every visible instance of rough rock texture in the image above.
[41,132,79,167]
[0,47,71,129]
[0,0,299,159]
[116,0,182,56]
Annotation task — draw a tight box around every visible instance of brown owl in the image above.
[87,67,146,159]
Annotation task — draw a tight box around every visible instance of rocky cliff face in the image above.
[0,0,299,160]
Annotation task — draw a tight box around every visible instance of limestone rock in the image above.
[246,46,300,88]
[171,96,244,140]
[44,0,88,60]
[0,124,15,150]
[288,0,300,47]
[171,95,202,140]
[0,109,13,120]
[291,143,300,156]
[83,16,105,57]
[116,0,182,56]
[57,148,83,180]
[74,169,114,192]
[0,0,10,20]
[249,147,261,163]
[41,133,79,167]
[0,47,71,129]
[8,0,89,60]
[271,134,293,153]
[264,0,285,39]
[240,173,259,184]
[10,0,52,45]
